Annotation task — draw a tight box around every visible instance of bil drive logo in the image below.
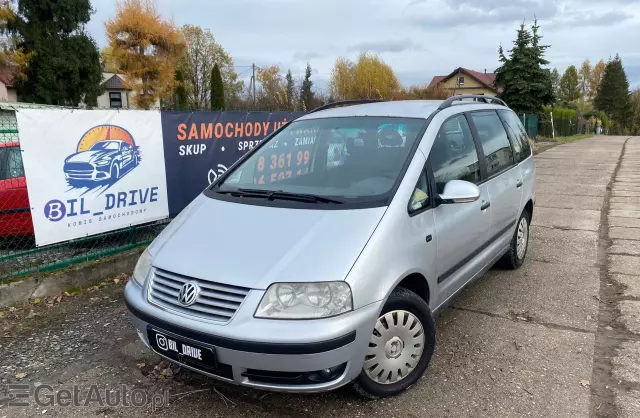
[44,125,159,223]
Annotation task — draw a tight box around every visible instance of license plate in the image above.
[147,327,217,371]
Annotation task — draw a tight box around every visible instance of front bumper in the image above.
[124,280,381,393]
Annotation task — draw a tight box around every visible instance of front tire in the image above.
[500,209,530,270]
[353,287,436,399]
[110,163,120,181]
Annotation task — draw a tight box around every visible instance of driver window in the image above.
[430,115,480,194]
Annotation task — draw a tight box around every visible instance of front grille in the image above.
[149,267,250,323]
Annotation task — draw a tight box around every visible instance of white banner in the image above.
[16,109,169,246]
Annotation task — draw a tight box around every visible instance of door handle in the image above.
[516,179,523,188]
[481,201,491,211]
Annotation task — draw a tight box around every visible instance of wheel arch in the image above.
[524,198,534,221]
[393,272,431,307]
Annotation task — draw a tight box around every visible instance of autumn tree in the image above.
[105,0,184,109]
[494,20,554,113]
[590,60,606,100]
[578,60,591,100]
[178,24,241,109]
[1,0,102,105]
[392,85,449,100]
[256,65,285,110]
[560,65,580,103]
[0,1,31,73]
[210,63,225,110]
[329,57,354,100]
[299,63,314,111]
[285,69,295,111]
[329,53,399,100]
[631,89,640,135]
[594,54,632,134]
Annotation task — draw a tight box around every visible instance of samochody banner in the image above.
[161,111,305,216]
[16,109,170,246]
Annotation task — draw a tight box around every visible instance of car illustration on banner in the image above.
[63,125,140,189]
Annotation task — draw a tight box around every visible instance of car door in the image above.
[428,114,491,306]
[0,145,31,236]
[468,110,520,246]
[498,110,534,206]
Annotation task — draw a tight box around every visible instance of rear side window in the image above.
[429,115,480,194]
[499,110,532,163]
[0,146,25,180]
[469,111,514,177]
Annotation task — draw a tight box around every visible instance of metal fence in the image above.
[0,104,169,282]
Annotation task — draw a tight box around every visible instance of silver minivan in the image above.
[125,96,535,398]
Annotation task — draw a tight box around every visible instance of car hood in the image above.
[150,196,387,290]
[66,150,117,164]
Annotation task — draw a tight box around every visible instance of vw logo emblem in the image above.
[178,282,199,307]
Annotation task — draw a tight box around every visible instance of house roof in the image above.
[428,67,502,94]
[0,67,19,87]
[101,74,130,90]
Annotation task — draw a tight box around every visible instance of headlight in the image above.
[132,249,152,286]
[94,159,110,166]
[255,282,353,319]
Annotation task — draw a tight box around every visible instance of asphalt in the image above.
[1,135,640,418]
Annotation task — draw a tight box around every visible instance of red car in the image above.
[0,141,33,237]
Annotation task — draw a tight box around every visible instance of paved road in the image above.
[1,135,639,417]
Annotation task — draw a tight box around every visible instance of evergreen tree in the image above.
[559,65,580,103]
[494,20,554,113]
[594,54,632,134]
[285,69,295,111]
[210,63,225,110]
[174,69,188,110]
[299,63,314,111]
[3,0,103,106]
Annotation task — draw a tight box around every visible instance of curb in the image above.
[0,249,141,308]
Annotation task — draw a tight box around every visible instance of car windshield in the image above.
[215,116,426,205]
[91,141,120,151]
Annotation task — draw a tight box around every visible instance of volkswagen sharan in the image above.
[125,96,535,398]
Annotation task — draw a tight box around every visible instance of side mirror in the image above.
[438,180,480,204]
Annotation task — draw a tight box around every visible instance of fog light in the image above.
[319,368,332,379]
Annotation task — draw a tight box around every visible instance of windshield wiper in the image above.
[217,188,344,204]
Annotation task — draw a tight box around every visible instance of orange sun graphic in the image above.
[76,125,135,152]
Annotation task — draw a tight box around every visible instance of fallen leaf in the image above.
[33,298,41,304]
[15,372,26,379]
[113,278,121,284]
[9,307,17,312]
[136,363,146,368]
[55,296,63,303]
[580,379,591,387]
[0,312,4,318]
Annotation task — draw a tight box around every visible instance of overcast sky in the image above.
[87,0,640,92]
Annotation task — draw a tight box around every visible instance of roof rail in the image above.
[438,95,507,110]
[307,99,384,114]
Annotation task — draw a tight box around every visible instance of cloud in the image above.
[547,11,633,29]
[348,39,422,53]
[292,51,323,61]
[412,0,558,29]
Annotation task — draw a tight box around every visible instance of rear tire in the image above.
[500,209,530,270]
[352,287,436,399]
